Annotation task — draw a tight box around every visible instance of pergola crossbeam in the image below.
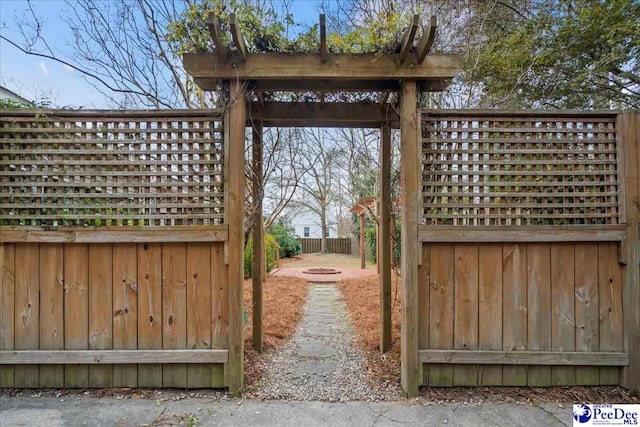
[249,102,400,128]
[247,79,401,92]
[185,52,463,88]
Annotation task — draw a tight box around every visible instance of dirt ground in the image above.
[243,275,308,388]
[337,272,402,389]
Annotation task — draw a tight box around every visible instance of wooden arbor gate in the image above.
[183,13,462,395]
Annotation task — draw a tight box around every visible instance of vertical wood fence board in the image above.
[427,243,454,386]
[478,243,503,385]
[162,243,187,388]
[227,82,246,395]
[211,246,227,387]
[211,242,228,387]
[0,243,15,387]
[526,243,552,386]
[39,244,65,387]
[64,244,89,387]
[186,243,212,388]
[575,243,600,385]
[112,244,138,387]
[453,244,479,386]
[14,243,39,387]
[211,242,229,349]
[550,244,576,386]
[88,244,113,387]
[417,243,430,385]
[137,243,163,388]
[502,243,528,385]
[598,242,624,384]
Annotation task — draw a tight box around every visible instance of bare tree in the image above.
[291,128,345,253]
[244,126,310,243]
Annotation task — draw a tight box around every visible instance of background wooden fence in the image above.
[0,109,231,388]
[299,238,352,254]
[418,110,639,391]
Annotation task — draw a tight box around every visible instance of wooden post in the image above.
[379,125,392,352]
[227,81,246,395]
[619,111,639,394]
[400,80,419,397]
[359,213,366,269]
[252,120,264,352]
[376,203,381,275]
[390,215,396,267]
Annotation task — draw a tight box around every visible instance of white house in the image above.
[290,211,338,238]
[0,85,33,105]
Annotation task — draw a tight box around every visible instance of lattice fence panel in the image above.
[421,112,620,226]
[0,110,225,227]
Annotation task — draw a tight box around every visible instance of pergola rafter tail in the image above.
[190,13,461,96]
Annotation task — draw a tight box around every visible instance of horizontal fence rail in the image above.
[421,110,620,226]
[0,109,225,227]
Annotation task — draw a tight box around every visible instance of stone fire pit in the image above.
[302,267,342,275]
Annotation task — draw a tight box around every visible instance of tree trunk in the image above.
[320,208,328,254]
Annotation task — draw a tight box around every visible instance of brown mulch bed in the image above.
[243,275,308,388]
[337,273,639,404]
[337,272,402,390]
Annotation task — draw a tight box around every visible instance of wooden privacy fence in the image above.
[2,107,638,395]
[299,238,352,254]
[416,110,639,391]
[0,109,237,389]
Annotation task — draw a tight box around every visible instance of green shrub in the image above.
[267,220,301,258]
[244,233,279,278]
[365,225,377,263]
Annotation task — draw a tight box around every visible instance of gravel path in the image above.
[252,283,402,401]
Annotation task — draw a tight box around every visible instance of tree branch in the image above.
[0,34,174,108]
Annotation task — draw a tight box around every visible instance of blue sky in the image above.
[0,0,335,108]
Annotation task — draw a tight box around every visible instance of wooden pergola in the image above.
[350,197,376,270]
[183,13,463,397]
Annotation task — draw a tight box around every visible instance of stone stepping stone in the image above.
[306,314,340,324]
[298,341,336,358]
[304,326,335,337]
[294,361,337,377]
